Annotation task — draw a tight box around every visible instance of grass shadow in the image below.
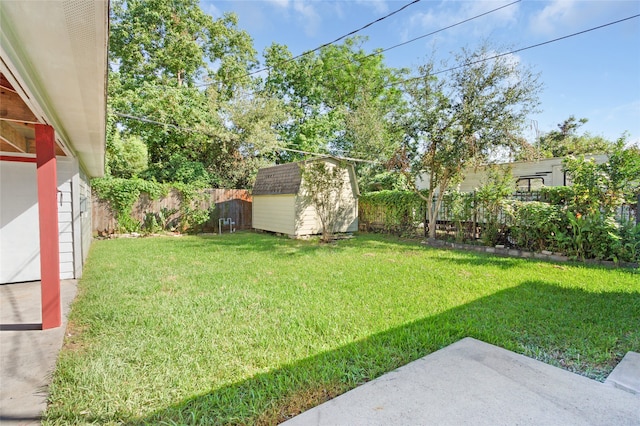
[122,280,640,425]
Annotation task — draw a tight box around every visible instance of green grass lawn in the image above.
[45,232,640,425]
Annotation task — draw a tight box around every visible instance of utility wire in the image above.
[376,0,520,59]
[114,13,639,163]
[114,112,377,163]
[196,0,421,87]
[301,0,521,89]
[393,13,640,86]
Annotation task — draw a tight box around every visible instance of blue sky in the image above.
[204,0,640,145]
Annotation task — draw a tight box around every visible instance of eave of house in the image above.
[0,0,108,177]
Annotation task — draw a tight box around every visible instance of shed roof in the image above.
[252,162,303,196]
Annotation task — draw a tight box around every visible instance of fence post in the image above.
[423,199,428,238]
[472,191,477,240]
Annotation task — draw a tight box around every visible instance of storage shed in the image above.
[0,1,108,328]
[252,157,359,237]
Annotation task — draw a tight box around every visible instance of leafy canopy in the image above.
[396,44,541,238]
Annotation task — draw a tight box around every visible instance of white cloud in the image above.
[355,0,389,15]
[401,1,519,44]
[528,0,640,36]
[529,0,581,35]
[292,0,321,37]
[201,2,222,19]
[264,0,290,8]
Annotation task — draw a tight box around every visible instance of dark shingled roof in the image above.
[252,162,303,195]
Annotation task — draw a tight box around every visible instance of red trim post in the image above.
[35,124,61,329]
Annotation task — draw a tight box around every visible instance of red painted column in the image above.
[35,124,61,329]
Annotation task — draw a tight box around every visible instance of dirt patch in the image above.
[256,382,345,425]
[61,319,89,354]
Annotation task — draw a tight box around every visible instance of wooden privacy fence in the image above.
[92,188,252,234]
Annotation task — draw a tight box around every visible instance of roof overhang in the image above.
[0,0,108,177]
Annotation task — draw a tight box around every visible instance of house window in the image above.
[564,171,573,186]
[516,177,544,192]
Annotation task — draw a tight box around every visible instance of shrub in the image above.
[510,202,565,252]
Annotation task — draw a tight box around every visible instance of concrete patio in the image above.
[0,280,77,425]
[282,337,640,425]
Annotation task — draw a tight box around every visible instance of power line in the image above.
[196,0,421,87]
[304,0,521,88]
[376,0,521,59]
[113,112,378,163]
[393,13,640,87]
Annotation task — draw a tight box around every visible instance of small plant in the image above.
[475,165,514,246]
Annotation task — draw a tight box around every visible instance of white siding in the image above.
[295,199,321,236]
[0,156,79,283]
[0,161,40,283]
[295,162,358,236]
[79,169,92,264]
[417,155,609,193]
[252,195,297,235]
[56,158,76,279]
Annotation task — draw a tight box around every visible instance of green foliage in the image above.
[262,37,406,163]
[510,202,565,252]
[92,177,165,233]
[441,191,475,242]
[93,177,210,234]
[399,43,541,238]
[360,170,408,193]
[532,116,615,159]
[475,166,515,246]
[142,153,211,186]
[539,186,575,205]
[106,132,148,178]
[108,0,264,188]
[359,190,425,235]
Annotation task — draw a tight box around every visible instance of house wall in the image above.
[0,161,40,283]
[57,157,75,280]
[252,195,297,235]
[0,156,80,283]
[417,155,609,193]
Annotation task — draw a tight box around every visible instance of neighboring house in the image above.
[252,157,359,237]
[0,1,108,328]
[416,155,609,193]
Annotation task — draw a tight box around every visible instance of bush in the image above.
[359,191,425,235]
[510,202,565,252]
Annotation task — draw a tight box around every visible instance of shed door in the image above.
[0,161,41,283]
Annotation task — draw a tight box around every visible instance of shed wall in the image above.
[295,164,359,236]
[252,195,296,235]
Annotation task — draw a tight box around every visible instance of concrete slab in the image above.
[282,337,640,426]
[1,280,77,426]
[605,351,640,395]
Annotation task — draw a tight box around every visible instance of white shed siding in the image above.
[295,200,321,235]
[253,195,297,235]
[295,165,359,236]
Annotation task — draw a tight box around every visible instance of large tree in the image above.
[530,116,615,159]
[108,0,258,185]
[261,37,407,172]
[397,45,541,238]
